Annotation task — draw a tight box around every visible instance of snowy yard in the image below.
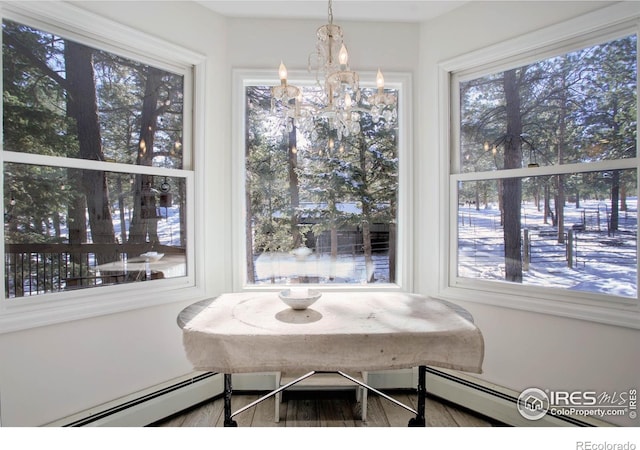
[458,198,637,298]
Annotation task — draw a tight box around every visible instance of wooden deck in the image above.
[152,390,501,427]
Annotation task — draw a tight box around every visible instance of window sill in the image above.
[0,280,206,334]
[437,284,640,330]
[239,283,406,293]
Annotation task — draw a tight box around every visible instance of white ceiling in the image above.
[196,1,469,23]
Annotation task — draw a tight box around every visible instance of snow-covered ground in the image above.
[458,198,637,298]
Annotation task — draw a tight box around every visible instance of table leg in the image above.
[223,373,238,427]
[408,365,426,427]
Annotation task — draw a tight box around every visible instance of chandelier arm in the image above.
[270,0,397,138]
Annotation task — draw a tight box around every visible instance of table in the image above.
[178,291,484,426]
[94,254,186,280]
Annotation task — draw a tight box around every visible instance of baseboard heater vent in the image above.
[53,372,220,427]
[426,367,610,427]
[52,368,613,427]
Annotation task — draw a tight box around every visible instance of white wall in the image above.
[225,16,419,73]
[417,1,640,426]
[0,0,231,426]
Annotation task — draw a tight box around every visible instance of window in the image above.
[235,71,411,289]
[447,10,639,312]
[1,3,201,321]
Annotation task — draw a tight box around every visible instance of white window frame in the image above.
[0,2,207,333]
[438,2,640,329]
[231,69,413,292]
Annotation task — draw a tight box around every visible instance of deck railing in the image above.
[4,243,185,298]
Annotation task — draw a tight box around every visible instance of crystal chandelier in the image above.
[271,0,397,140]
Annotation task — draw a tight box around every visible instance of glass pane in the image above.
[246,85,399,285]
[2,19,184,169]
[459,35,637,173]
[457,170,637,298]
[4,163,187,297]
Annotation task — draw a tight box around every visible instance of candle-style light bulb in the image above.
[338,44,349,68]
[344,93,352,109]
[296,91,302,114]
[279,61,288,85]
[483,141,490,152]
[376,69,385,94]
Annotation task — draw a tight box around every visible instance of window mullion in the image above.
[452,158,639,183]
[3,151,192,178]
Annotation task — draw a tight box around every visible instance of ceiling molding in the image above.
[195,1,469,23]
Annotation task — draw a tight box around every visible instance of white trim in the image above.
[231,69,413,292]
[230,69,247,291]
[3,151,194,177]
[452,158,638,182]
[437,2,640,329]
[0,284,205,335]
[44,371,222,427]
[0,1,204,75]
[0,1,208,333]
[440,2,640,77]
[426,368,614,427]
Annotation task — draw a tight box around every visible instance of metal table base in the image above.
[223,365,427,427]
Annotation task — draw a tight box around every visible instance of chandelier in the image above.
[271,0,397,141]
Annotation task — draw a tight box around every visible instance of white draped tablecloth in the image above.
[180,292,484,374]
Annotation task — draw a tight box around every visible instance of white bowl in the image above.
[278,289,322,310]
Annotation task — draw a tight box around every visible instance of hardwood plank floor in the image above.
[152,390,502,427]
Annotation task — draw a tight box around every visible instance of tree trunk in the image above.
[544,182,550,224]
[611,169,620,232]
[502,69,523,283]
[67,168,88,267]
[116,175,127,243]
[129,67,164,244]
[498,179,504,226]
[556,175,565,244]
[330,226,338,261]
[328,195,338,280]
[388,220,396,283]
[65,41,116,264]
[555,70,568,244]
[288,119,302,249]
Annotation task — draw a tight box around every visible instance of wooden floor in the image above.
[152,390,501,427]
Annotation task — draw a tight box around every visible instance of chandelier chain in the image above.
[328,0,333,25]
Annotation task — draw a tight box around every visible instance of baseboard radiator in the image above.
[47,368,612,427]
[425,367,611,427]
[46,372,222,427]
